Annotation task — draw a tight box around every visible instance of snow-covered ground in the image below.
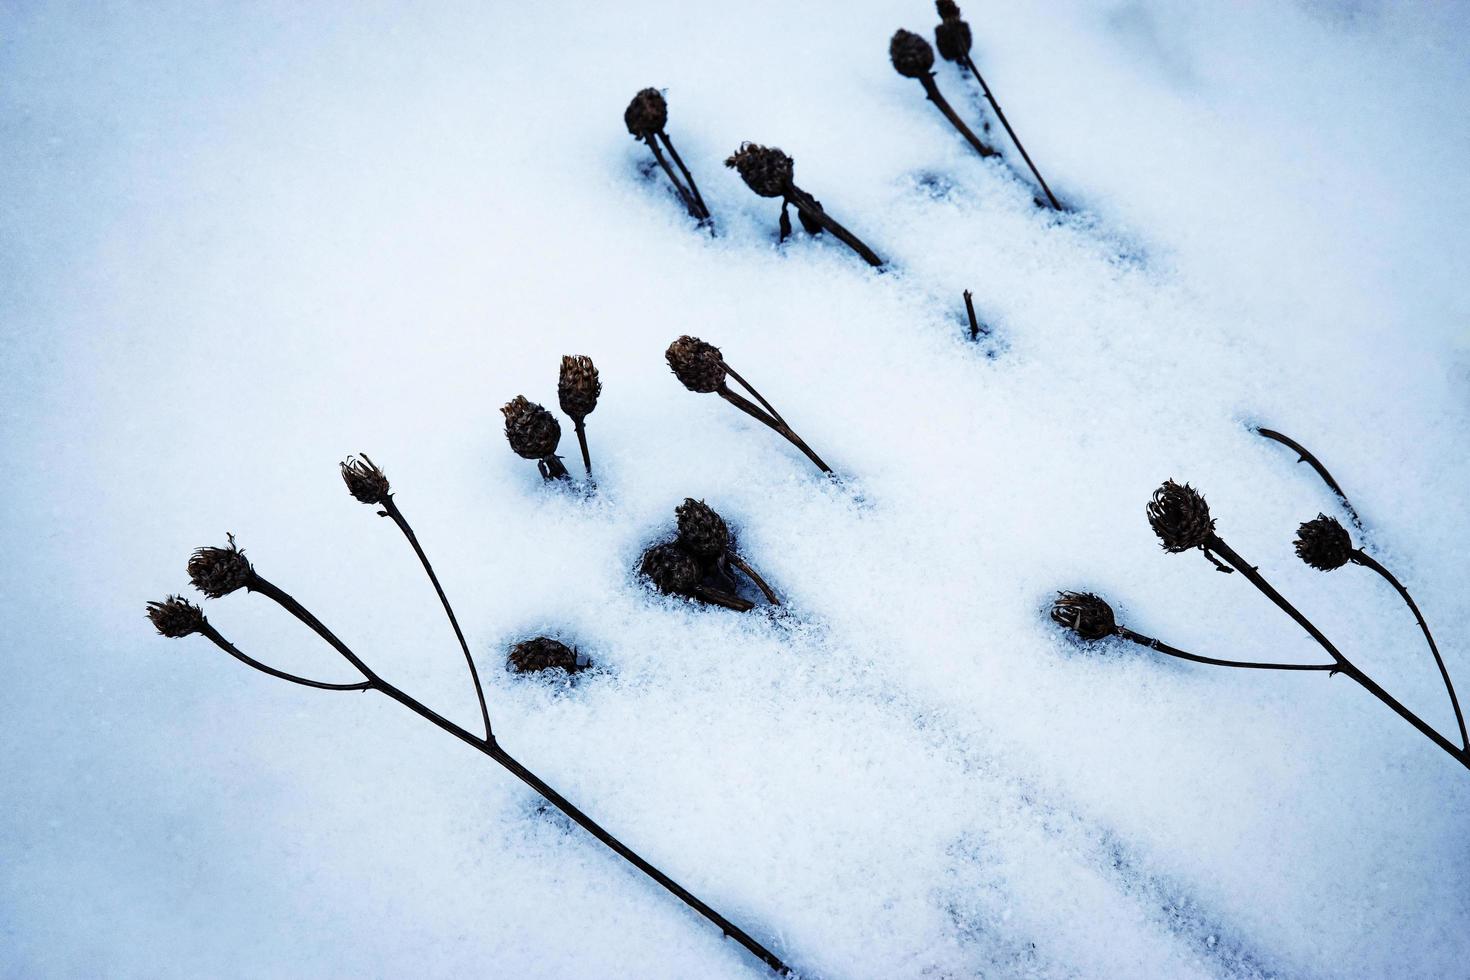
[4,1,1470,976]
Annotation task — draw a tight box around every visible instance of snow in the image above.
[4,1,1470,977]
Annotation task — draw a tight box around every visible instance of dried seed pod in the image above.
[624,87,668,139]
[502,396,562,459]
[340,454,391,505]
[1294,514,1353,571]
[890,29,936,79]
[639,541,700,595]
[934,11,972,61]
[558,355,601,422]
[936,0,961,19]
[508,636,583,674]
[188,534,253,598]
[676,498,730,559]
[724,143,794,198]
[1051,591,1117,641]
[146,595,206,638]
[1147,480,1216,554]
[665,335,726,393]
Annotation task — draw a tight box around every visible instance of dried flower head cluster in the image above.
[508,636,584,675]
[638,499,778,611]
[1294,514,1353,571]
[187,534,253,598]
[889,29,936,78]
[1147,480,1216,554]
[666,335,726,393]
[558,355,601,422]
[340,454,391,506]
[1050,591,1117,642]
[146,595,206,638]
[623,87,668,139]
[725,143,793,198]
[933,0,972,62]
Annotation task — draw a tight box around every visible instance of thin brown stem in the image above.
[783,186,885,268]
[722,363,786,427]
[645,134,703,220]
[199,622,373,691]
[963,289,981,341]
[1352,549,1466,749]
[1254,427,1363,530]
[729,555,780,606]
[1206,534,1469,768]
[659,131,710,220]
[380,497,493,741]
[692,585,755,612]
[917,74,999,159]
[572,419,592,477]
[959,56,1061,210]
[236,581,792,974]
[717,383,832,474]
[1116,626,1333,672]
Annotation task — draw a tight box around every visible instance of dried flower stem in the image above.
[539,455,571,482]
[1350,549,1466,748]
[378,497,493,741]
[1205,533,1469,768]
[198,622,373,690]
[958,56,1060,210]
[645,135,706,221]
[963,289,981,341]
[917,74,999,159]
[1255,427,1363,529]
[231,572,791,975]
[716,381,832,474]
[1114,626,1334,672]
[692,584,756,612]
[783,185,885,267]
[571,420,592,477]
[729,555,780,606]
[659,132,709,220]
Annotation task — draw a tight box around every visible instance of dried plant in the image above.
[666,335,832,474]
[725,143,884,267]
[624,87,712,226]
[677,498,780,605]
[1142,479,1469,769]
[889,29,999,161]
[638,541,753,611]
[151,510,791,974]
[508,636,585,675]
[502,395,571,481]
[929,2,1063,210]
[558,355,601,478]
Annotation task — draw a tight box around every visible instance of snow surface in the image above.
[4,1,1470,977]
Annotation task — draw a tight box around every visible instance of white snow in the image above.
[4,1,1470,977]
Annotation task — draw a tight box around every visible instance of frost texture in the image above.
[3,1,1470,978]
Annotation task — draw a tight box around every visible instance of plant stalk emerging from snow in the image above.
[157,535,792,976]
[1143,480,1470,768]
[625,88,712,227]
[931,2,1063,210]
[666,335,833,474]
[725,143,884,268]
[502,395,571,481]
[559,355,601,478]
[1254,426,1363,529]
[889,30,1000,162]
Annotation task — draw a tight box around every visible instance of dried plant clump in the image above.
[623,87,668,138]
[640,542,702,595]
[340,454,391,506]
[1146,480,1216,555]
[625,87,711,225]
[890,29,936,78]
[1050,592,1117,642]
[147,595,206,638]
[1294,514,1353,571]
[508,637,584,675]
[188,534,253,598]
[675,498,730,558]
[933,0,972,61]
[666,335,727,393]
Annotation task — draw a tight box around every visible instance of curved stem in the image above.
[1206,534,1468,768]
[198,622,373,690]
[729,555,780,606]
[717,383,833,474]
[1254,427,1363,529]
[783,186,885,268]
[1116,626,1333,672]
[1352,549,1466,749]
[239,582,792,974]
[917,74,998,159]
[380,497,493,741]
[572,419,592,478]
[691,584,755,612]
[659,131,710,221]
[644,135,702,220]
[960,56,1061,210]
[722,363,786,427]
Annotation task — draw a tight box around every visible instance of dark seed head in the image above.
[146,595,206,638]
[624,87,668,139]
[1294,514,1354,571]
[724,143,794,198]
[502,396,562,460]
[890,29,936,79]
[1147,480,1217,553]
[508,636,584,675]
[675,498,730,558]
[188,534,253,598]
[934,16,972,61]
[558,355,601,422]
[936,0,962,19]
[1050,592,1117,641]
[340,454,391,505]
[665,335,726,393]
[639,542,700,595]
